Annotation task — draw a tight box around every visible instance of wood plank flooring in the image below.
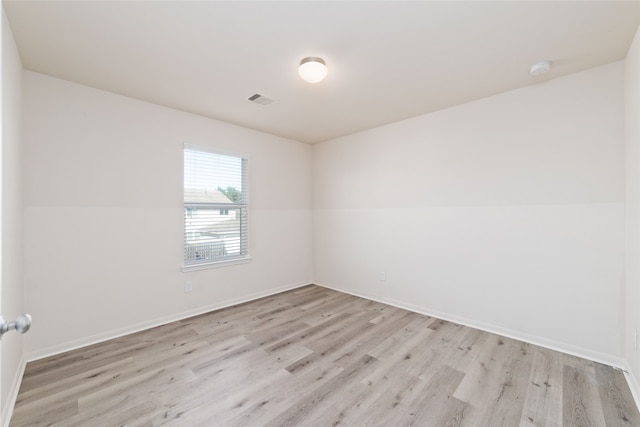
[10,285,640,426]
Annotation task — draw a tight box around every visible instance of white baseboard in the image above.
[26,281,312,362]
[314,282,627,369]
[1,354,27,427]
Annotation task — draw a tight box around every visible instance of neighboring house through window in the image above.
[183,146,249,269]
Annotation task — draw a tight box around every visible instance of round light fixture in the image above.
[298,57,327,83]
[529,61,551,76]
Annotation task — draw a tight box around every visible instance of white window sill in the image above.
[181,256,252,272]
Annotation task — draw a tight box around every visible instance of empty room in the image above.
[2,0,640,426]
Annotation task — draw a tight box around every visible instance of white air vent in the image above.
[248,93,275,106]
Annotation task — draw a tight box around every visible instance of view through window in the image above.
[183,147,248,267]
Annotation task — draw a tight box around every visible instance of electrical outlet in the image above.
[379,272,386,281]
[185,281,193,293]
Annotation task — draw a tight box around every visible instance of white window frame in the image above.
[182,144,251,271]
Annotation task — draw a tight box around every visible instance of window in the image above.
[183,146,249,269]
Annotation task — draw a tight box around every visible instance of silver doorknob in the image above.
[0,314,32,339]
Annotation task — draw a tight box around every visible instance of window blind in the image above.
[183,147,248,267]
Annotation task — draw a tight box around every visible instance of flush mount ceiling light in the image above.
[529,60,552,76]
[298,57,327,83]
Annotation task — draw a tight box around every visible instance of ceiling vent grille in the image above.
[248,93,275,106]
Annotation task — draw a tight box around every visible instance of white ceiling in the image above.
[4,1,640,144]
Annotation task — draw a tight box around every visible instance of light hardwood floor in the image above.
[11,285,640,426]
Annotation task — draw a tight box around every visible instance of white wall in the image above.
[625,25,640,401]
[314,62,625,364]
[22,72,313,357]
[1,7,25,424]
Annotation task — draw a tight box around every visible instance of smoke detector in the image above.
[529,61,551,76]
